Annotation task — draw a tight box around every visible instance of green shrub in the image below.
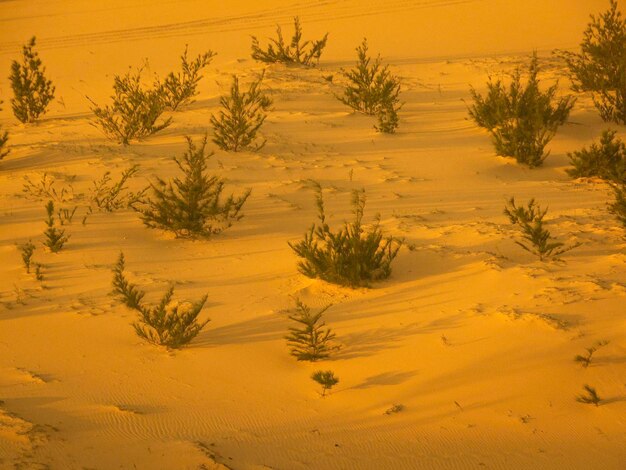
[210,74,272,152]
[112,252,145,310]
[251,17,328,66]
[567,129,626,181]
[10,37,55,123]
[574,340,609,368]
[468,53,575,167]
[609,182,626,228]
[138,135,250,238]
[0,101,9,160]
[89,67,171,145]
[285,298,338,361]
[20,240,36,273]
[43,200,69,253]
[557,0,626,124]
[289,183,401,287]
[576,384,601,406]
[311,370,339,397]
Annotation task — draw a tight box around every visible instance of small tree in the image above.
[159,46,216,111]
[210,74,272,152]
[138,134,250,238]
[251,17,328,66]
[339,38,401,133]
[609,182,626,228]
[10,37,55,123]
[576,384,602,406]
[567,130,626,181]
[468,53,575,167]
[311,370,339,397]
[89,67,172,145]
[285,299,338,361]
[557,0,626,124]
[289,183,401,287]
[574,340,609,368]
[0,101,9,160]
[43,200,69,253]
[111,252,145,310]
[20,240,36,273]
[504,197,580,261]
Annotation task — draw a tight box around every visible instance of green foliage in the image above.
[0,100,9,160]
[311,370,339,397]
[159,46,216,111]
[90,165,146,212]
[210,74,272,152]
[576,384,602,406]
[112,252,145,310]
[574,340,609,368]
[289,183,401,287]
[339,38,401,133]
[43,200,69,253]
[10,37,55,123]
[609,182,626,228]
[504,197,579,261]
[138,135,250,238]
[89,67,172,145]
[468,53,574,167]
[251,17,328,66]
[285,298,338,361]
[567,130,626,181]
[557,0,626,123]
[20,240,36,273]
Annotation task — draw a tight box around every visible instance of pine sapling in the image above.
[576,384,602,406]
[609,182,626,229]
[43,200,69,253]
[159,46,216,110]
[251,17,328,66]
[20,240,36,273]
[137,134,250,237]
[504,197,580,261]
[10,37,55,123]
[285,298,338,361]
[111,252,145,310]
[567,129,626,181]
[574,340,609,368]
[311,370,339,397]
[0,100,9,160]
[210,74,272,152]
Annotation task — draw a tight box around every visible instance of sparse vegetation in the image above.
[339,38,401,133]
[20,240,36,273]
[574,340,609,368]
[567,130,626,181]
[311,370,339,397]
[557,0,626,124]
[210,74,272,152]
[468,53,575,167]
[285,298,338,361]
[56,205,77,225]
[576,384,602,406]
[0,101,9,160]
[504,197,580,261]
[34,263,44,281]
[384,404,405,415]
[137,135,250,238]
[289,183,401,287]
[609,182,626,228]
[251,17,328,66]
[22,173,77,203]
[10,37,55,123]
[90,165,146,212]
[112,252,145,310]
[89,66,172,145]
[43,200,69,253]
[159,46,216,111]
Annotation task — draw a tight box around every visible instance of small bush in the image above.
[89,67,172,145]
[210,74,272,152]
[90,165,146,212]
[574,340,609,368]
[289,183,401,287]
[20,240,36,273]
[567,130,626,181]
[285,298,338,361]
[10,37,55,123]
[112,252,145,310]
[159,46,216,111]
[609,182,626,228]
[311,370,339,397]
[0,100,9,160]
[339,38,401,133]
[557,0,626,124]
[576,384,601,406]
[251,17,328,66]
[43,200,69,253]
[468,53,575,167]
[504,197,580,261]
[138,134,250,238]
[22,173,76,202]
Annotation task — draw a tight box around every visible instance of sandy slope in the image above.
[0,0,625,468]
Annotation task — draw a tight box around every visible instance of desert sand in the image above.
[0,0,625,468]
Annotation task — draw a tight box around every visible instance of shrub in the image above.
[574,340,609,368]
[311,370,339,397]
[504,198,580,260]
[0,101,9,160]
[210,74,272,152]
[112,252,145,310]
[20,240,36,273]
[10,37,55,123]
[339,38,401,133]
[567,130,626,182]
[90,165,146,212]
[576,384,601,406]
[288,183,401,287]
[159,46,216,111]
[557,0,626,124]
[22,172,76,202]
[251,17,328,66]
[468,53,575,167]
[285,298,338,361]
[43,200,69,253]
[609,182,626,228]
[138,134,250,238]
[89,67,172,145]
